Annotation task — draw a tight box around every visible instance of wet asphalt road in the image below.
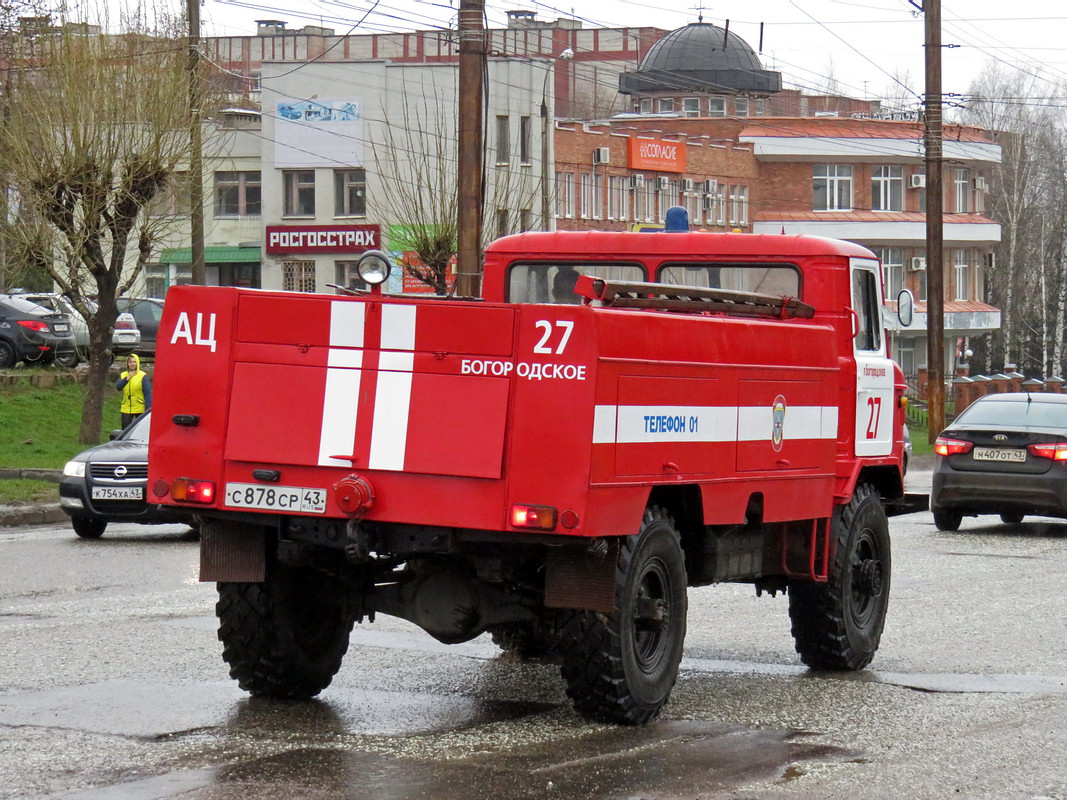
[1,472,1065,800]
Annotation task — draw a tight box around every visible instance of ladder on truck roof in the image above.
[577,277,816,320]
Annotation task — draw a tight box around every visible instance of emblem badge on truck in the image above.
[772,395,787,452]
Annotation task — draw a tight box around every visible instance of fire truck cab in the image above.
[149,219,911,725]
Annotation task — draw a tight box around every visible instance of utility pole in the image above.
[455,0,485,297]
[187,0,206,285]
[922,0,945,441]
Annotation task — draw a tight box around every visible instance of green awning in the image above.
[160,246,261,264]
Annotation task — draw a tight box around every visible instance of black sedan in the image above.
[59,412,195,538]
[931,392,1067,530]
[0,294,76,368]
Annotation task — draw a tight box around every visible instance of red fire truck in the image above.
[149,221,914,725]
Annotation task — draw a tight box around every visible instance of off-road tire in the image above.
[0,340,17,369]
[933,508,963,531]
[217,563,353,699]
[999,511,1024,524]
[788,483,890,671]
[558,506,687,725]
[72,516,106,539]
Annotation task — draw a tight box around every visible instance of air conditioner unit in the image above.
[974,176,988,191]
[656,176,671,190]
[910,173,926,188]
[683,179,695,192]
[593,146,610,165]
[630,174,645,189]
[910,256,927,271]
[702,179,718,194]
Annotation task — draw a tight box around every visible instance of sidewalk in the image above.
[0,468,65,528]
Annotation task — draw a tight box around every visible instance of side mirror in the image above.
[896,289,915,327]
[108,429,123,440]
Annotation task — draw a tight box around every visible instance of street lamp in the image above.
[541,47,574,231]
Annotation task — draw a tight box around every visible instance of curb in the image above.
[0,468,63,482]
[0,503,67,528]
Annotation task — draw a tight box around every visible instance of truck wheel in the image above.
[72,516,106,539]
[932,508,963,531]
[558,507,687,725]
[788,483,890,671]
[217,563,353,699]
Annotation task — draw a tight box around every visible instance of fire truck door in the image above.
[851,259,894,457]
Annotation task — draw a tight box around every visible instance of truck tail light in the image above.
[1027,442,1067,461]
[510,504,557,530]
[171,478,216,504]
[933,437,974,457]
[17,320,49,332]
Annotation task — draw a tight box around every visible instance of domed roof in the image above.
[619,23,781,95]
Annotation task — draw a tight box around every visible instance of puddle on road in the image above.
[60,721,849,800]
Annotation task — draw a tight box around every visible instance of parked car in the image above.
[15,292,140,368]
[59,411,196,538]
[0,294,77,369]
[931,392,1067,531]
[903,423,913,474]
[116,297,165,355]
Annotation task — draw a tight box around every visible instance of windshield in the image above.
[123,413,152,442]
[956,399,1067,428]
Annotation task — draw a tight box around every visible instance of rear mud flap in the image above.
[200,520,267,582]
[544,540,619,612]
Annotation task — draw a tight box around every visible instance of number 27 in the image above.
[866,396,882,439]
[533,320,574,354]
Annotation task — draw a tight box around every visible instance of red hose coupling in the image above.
[333,474,375,517]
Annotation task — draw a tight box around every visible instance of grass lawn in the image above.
[0,380,103,470]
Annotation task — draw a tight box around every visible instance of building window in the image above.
[519,208,532,231]
[645,182,656,222]
[519,116,532,164]
[813,165,852,211]
[555,171,574,218]
[495,115,510,164]
[954,168,971,213]
[871,165,903,212]
[214,171,261,217]
[705,181,725,226]
[657,180,674,220]
[682,97,700,117]
[954,249,970,300]
[592,173,603,220]
[634,179,647,221]
[334,169,366,217]
[283,170,315,216]
[729,184,748,226]
[755,99,765,116]
[656,98,674,113]
[496,208,509,238]
[879,247,904,298]
[608,175,624,220]
[579,173,593,219]
[709,97,726,117]
[687,185,700,221]
[283,260,316,292]
[734,97,749,117]
[335,261,367,292]
[639,98,652,114]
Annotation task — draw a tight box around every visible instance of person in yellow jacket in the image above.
[116,353,152,429]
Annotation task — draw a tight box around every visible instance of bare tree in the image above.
[1,14,206,442]
[369,71,540,294]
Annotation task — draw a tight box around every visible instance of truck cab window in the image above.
[852,268,882,352]
[659,262,800,297]
[506,263,645,304]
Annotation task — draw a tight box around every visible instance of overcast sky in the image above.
[121,1,1067,110]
